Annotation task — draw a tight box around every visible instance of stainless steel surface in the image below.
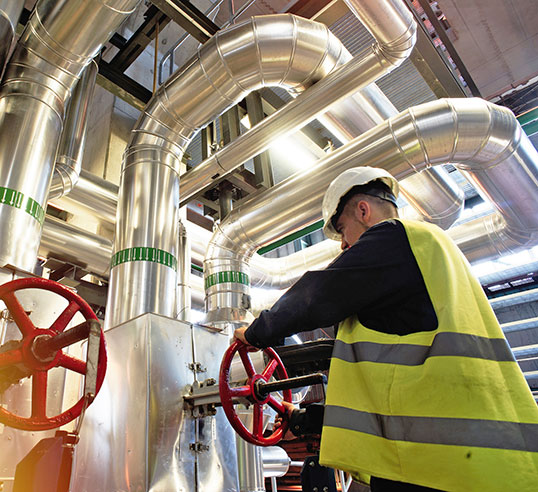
[0,0,140,272]
[192,323,240,492]
[0,0,24,74]
[237,439,264,492]
[109,13,364,326]
[40,215,112,277]
[262,446,290,478]
[49,60,98,200]
[204,98,538,324]
[71,314,197,492]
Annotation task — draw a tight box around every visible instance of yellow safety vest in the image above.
[319,219,538,491]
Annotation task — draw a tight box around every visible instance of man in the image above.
[234,167,538,491]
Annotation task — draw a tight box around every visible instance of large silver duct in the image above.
[0,0,24,74]
[48,60,98,200]
[50,168,118,225]
[178,1,416,205]
[0,0,140,272]
[204,98,538,326]
[326,82,464,229]
[40,215,112,277]
[107,6,416,328]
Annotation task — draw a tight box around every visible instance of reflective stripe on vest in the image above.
[319,219,538,491]
[332,332,516,366]
[324,405,538,453]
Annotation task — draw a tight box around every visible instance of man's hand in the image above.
[274,400,296,440]
[233,327,250,345]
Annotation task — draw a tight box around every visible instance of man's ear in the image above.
[356,200,370,221]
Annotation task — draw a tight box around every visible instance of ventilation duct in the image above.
[107,4,416,328]
[204,98,538,327]
[0,0,140,272]
[49,60,98,200]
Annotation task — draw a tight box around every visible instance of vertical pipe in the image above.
[0,0,140,272]
[0,0,24,74]
[48,60,98,200]
[237,438,265,492]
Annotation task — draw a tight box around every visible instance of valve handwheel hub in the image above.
[219,340,292,446]
[0,277,107,431]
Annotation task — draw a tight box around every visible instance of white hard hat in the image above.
[322,167,399,240]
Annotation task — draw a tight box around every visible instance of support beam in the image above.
[150,0,219,42]
[97,60,152,110]
[110,6,170,72]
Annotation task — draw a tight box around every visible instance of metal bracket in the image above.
[184,378,219,418]
[189,442,209,454]
[188,362,206,374]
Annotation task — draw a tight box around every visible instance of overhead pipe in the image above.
[107,10,415,327]
[0,0,140,272]
[317,82,464,229]
[0,0,24,75]
[50,169,118,225]
[48,60,98,200]
[178,1,416,205]
[40,215,112,277]
[203,98,538,326]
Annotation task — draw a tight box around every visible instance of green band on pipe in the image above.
[111,247,178,271]
[0,187,45,225]
[205,270,250,289]
[257,219,324,255]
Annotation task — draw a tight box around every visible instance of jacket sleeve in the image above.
[244,220,426,348]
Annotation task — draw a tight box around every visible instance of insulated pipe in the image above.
[40,215,112,277]
[204,98,538,325]
[50,169,118,225]
[0,0,24,74]
[49,60,98,200]
[0,0,140,272]
[324,82,464,229]
[107,13,381,327]
[178,2,416,205]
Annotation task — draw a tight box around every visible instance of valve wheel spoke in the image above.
[57,353,86,375]
[252,404,263,440]
[1,291,34,336]
[238,348,256,378]
[31,371,48,419]
[50,300,80,333]
[267,395,285,415]
[0,347,23,368]
[262,359,278,380]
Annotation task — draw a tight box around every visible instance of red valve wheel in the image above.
[0,277,107,431]
[219,340,292,446]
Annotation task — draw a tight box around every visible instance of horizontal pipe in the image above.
[179,5,416,205]
[204,98,538,325]
[40,215,112,277]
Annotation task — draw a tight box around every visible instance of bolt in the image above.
[323,488,329,492]
[309,461,315,467]
[313,488,318,492]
